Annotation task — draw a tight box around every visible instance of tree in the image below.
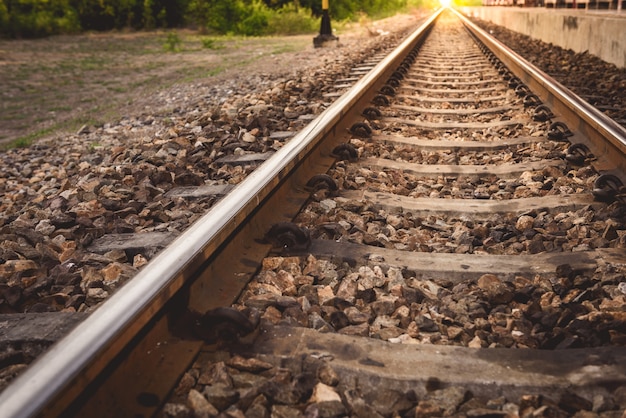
[2,0,79,37]
[0,2,9,30]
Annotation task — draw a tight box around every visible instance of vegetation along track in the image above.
[3,7,626,418]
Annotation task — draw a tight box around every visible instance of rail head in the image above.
[0,9,444,418]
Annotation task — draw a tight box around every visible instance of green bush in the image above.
[202,0,246,34]
[0,2,8,30]
[195,0,317,37]
[163,31,182,51]
[201,37,223,49]
[266,4,317,35]
[236,1,270,36]
[326,0,409,21]
[1,0,80,37]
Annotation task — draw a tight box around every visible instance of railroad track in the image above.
[2,7,626,417]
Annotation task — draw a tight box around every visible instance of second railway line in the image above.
[2,6,626,418]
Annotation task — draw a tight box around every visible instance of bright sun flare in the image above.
[439,0,452,7]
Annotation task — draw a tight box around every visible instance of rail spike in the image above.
[350,122,373,138]
[508,77,521,89]
[390,70,405,81]
[565,143,594,166]
[264,222,312,252]
[372,94,390,107]
[395,65,408,75]
[362,107,382,120]
[331,143,358,162]
[515,84,530,97]
[386,78,400,88]
[592,174,625,202]
[190,307,260,344]
[523,93,542,108]
[533,104,554,122]
[380,85,396,97]
[547,121,574,141]
[306,173,338,192]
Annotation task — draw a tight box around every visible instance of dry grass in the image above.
[0,30,313,147]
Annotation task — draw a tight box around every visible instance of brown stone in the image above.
[227,356,273,373]
[477,274,514,304]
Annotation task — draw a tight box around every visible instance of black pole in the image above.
[314,0,338,47]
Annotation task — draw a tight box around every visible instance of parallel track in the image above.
[2,7,626,417]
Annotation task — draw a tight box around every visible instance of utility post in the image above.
[313,0,338,47]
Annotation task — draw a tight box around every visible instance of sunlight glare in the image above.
[439,0,452,7]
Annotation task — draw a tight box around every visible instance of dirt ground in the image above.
[0,11,427,147]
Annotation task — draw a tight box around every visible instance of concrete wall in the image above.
[461,7,626,68]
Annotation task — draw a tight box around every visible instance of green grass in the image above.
[201,37,222,50]
[207,67,225,76]
[49,106,73,112]
[87,141,102,152]
[3,127,56,150]
[271,44,299,54]
[163,32,182,52]
[108,86,128,93]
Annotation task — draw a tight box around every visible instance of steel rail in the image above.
[453,7,626,176]
[0,8,444,418]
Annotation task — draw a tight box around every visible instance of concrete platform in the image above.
[460,6,626,68]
